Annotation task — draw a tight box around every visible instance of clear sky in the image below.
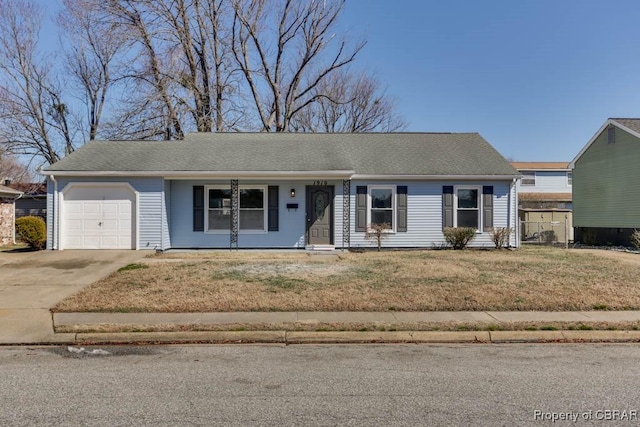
[340,0,640,162]
[34,0,640,162]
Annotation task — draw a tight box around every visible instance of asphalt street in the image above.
[2,344,640,426]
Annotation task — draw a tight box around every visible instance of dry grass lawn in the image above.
[53,246,640,313]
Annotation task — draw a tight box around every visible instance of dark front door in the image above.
[306,186,334,245]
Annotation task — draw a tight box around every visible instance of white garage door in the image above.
[63,184,135,249]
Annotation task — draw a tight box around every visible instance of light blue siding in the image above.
[48,177,164,250]
[517,170,572,194]
[348,180,516,249]
[169,180,348,248]
[47,176,518,250]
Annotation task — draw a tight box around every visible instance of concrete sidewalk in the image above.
[54,310,640,327]
[50,310,640,345]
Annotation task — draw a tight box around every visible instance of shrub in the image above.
[15,216,46,250]
[443,227,476,250]
[632,229,640,250]
[489,227,512,249]
[365,222,391,251]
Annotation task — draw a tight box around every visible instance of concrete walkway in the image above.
[0,250,148,344]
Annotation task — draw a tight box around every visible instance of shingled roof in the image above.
[44,132,517,177]
[0,184,23,197]
[611,118,640,134]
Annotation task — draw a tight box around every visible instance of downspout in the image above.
[510,178,519,248]
[50,175,58,250]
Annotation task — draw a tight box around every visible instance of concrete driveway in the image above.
[0,250,147,343]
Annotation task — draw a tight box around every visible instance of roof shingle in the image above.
[44,132,517,177]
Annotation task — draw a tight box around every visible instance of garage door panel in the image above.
[64,219,83,230]
[82,203,101,215]
[101,219,119,231]
[101,235,120,248]
[119,203,131,214]
[63,185,135,250]
[82,220,102,231]
[65,236,82,248]
[82,236,101,249]
[102,203,119,214]
[65,203,82,214]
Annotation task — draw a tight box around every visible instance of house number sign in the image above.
[313,180,327,186]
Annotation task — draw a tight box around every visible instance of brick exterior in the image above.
[0,197,15,246]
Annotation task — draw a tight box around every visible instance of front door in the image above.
[306,186,334,245]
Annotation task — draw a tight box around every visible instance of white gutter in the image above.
[351,174,520,180]
[39,170,521,181]
[514,168,570,172]
[40,170,357,179]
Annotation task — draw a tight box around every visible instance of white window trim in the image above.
[204,185,268,234]
[566,171,572,186]
[453,185,483,232]
[367,185,396,233]
[521,172,536,186]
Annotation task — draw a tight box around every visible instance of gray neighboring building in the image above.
[7,182,47,220]
[42,132,519,250]
[570,118,640,246]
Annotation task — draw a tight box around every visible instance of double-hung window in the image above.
[205,186,266,232]
[368,186,395,231]
[455,187,481,230]
[566,172,572,186]
[239,188,265,230]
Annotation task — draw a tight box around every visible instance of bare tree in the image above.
[0,0,76,164]
[102,0,185,140]
[290,71,406,132]
[100,0,241,137]
[59,0,128,141]
[1,0,406,164]
[0,148,33,183]
[231,0,365,132]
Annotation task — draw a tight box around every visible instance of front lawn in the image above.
[53,246,640,313]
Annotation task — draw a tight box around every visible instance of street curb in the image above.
[76,331,287,344]
[55,330,640,345]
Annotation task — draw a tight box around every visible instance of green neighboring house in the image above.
[570,118,640,246]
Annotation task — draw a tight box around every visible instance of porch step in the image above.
[304,245,335,252]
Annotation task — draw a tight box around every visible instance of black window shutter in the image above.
[268,186,279,231]
[442,186,454,229]
[482,186,493,230]
[397,186,408,232]
[356,186,367,232]
[193,186,204,232]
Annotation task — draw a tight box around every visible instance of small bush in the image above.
[443,227,476,250]
[631,229,640,250]
[365,222,391,251]
[489,227,512,249]
[15,216,46,250]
